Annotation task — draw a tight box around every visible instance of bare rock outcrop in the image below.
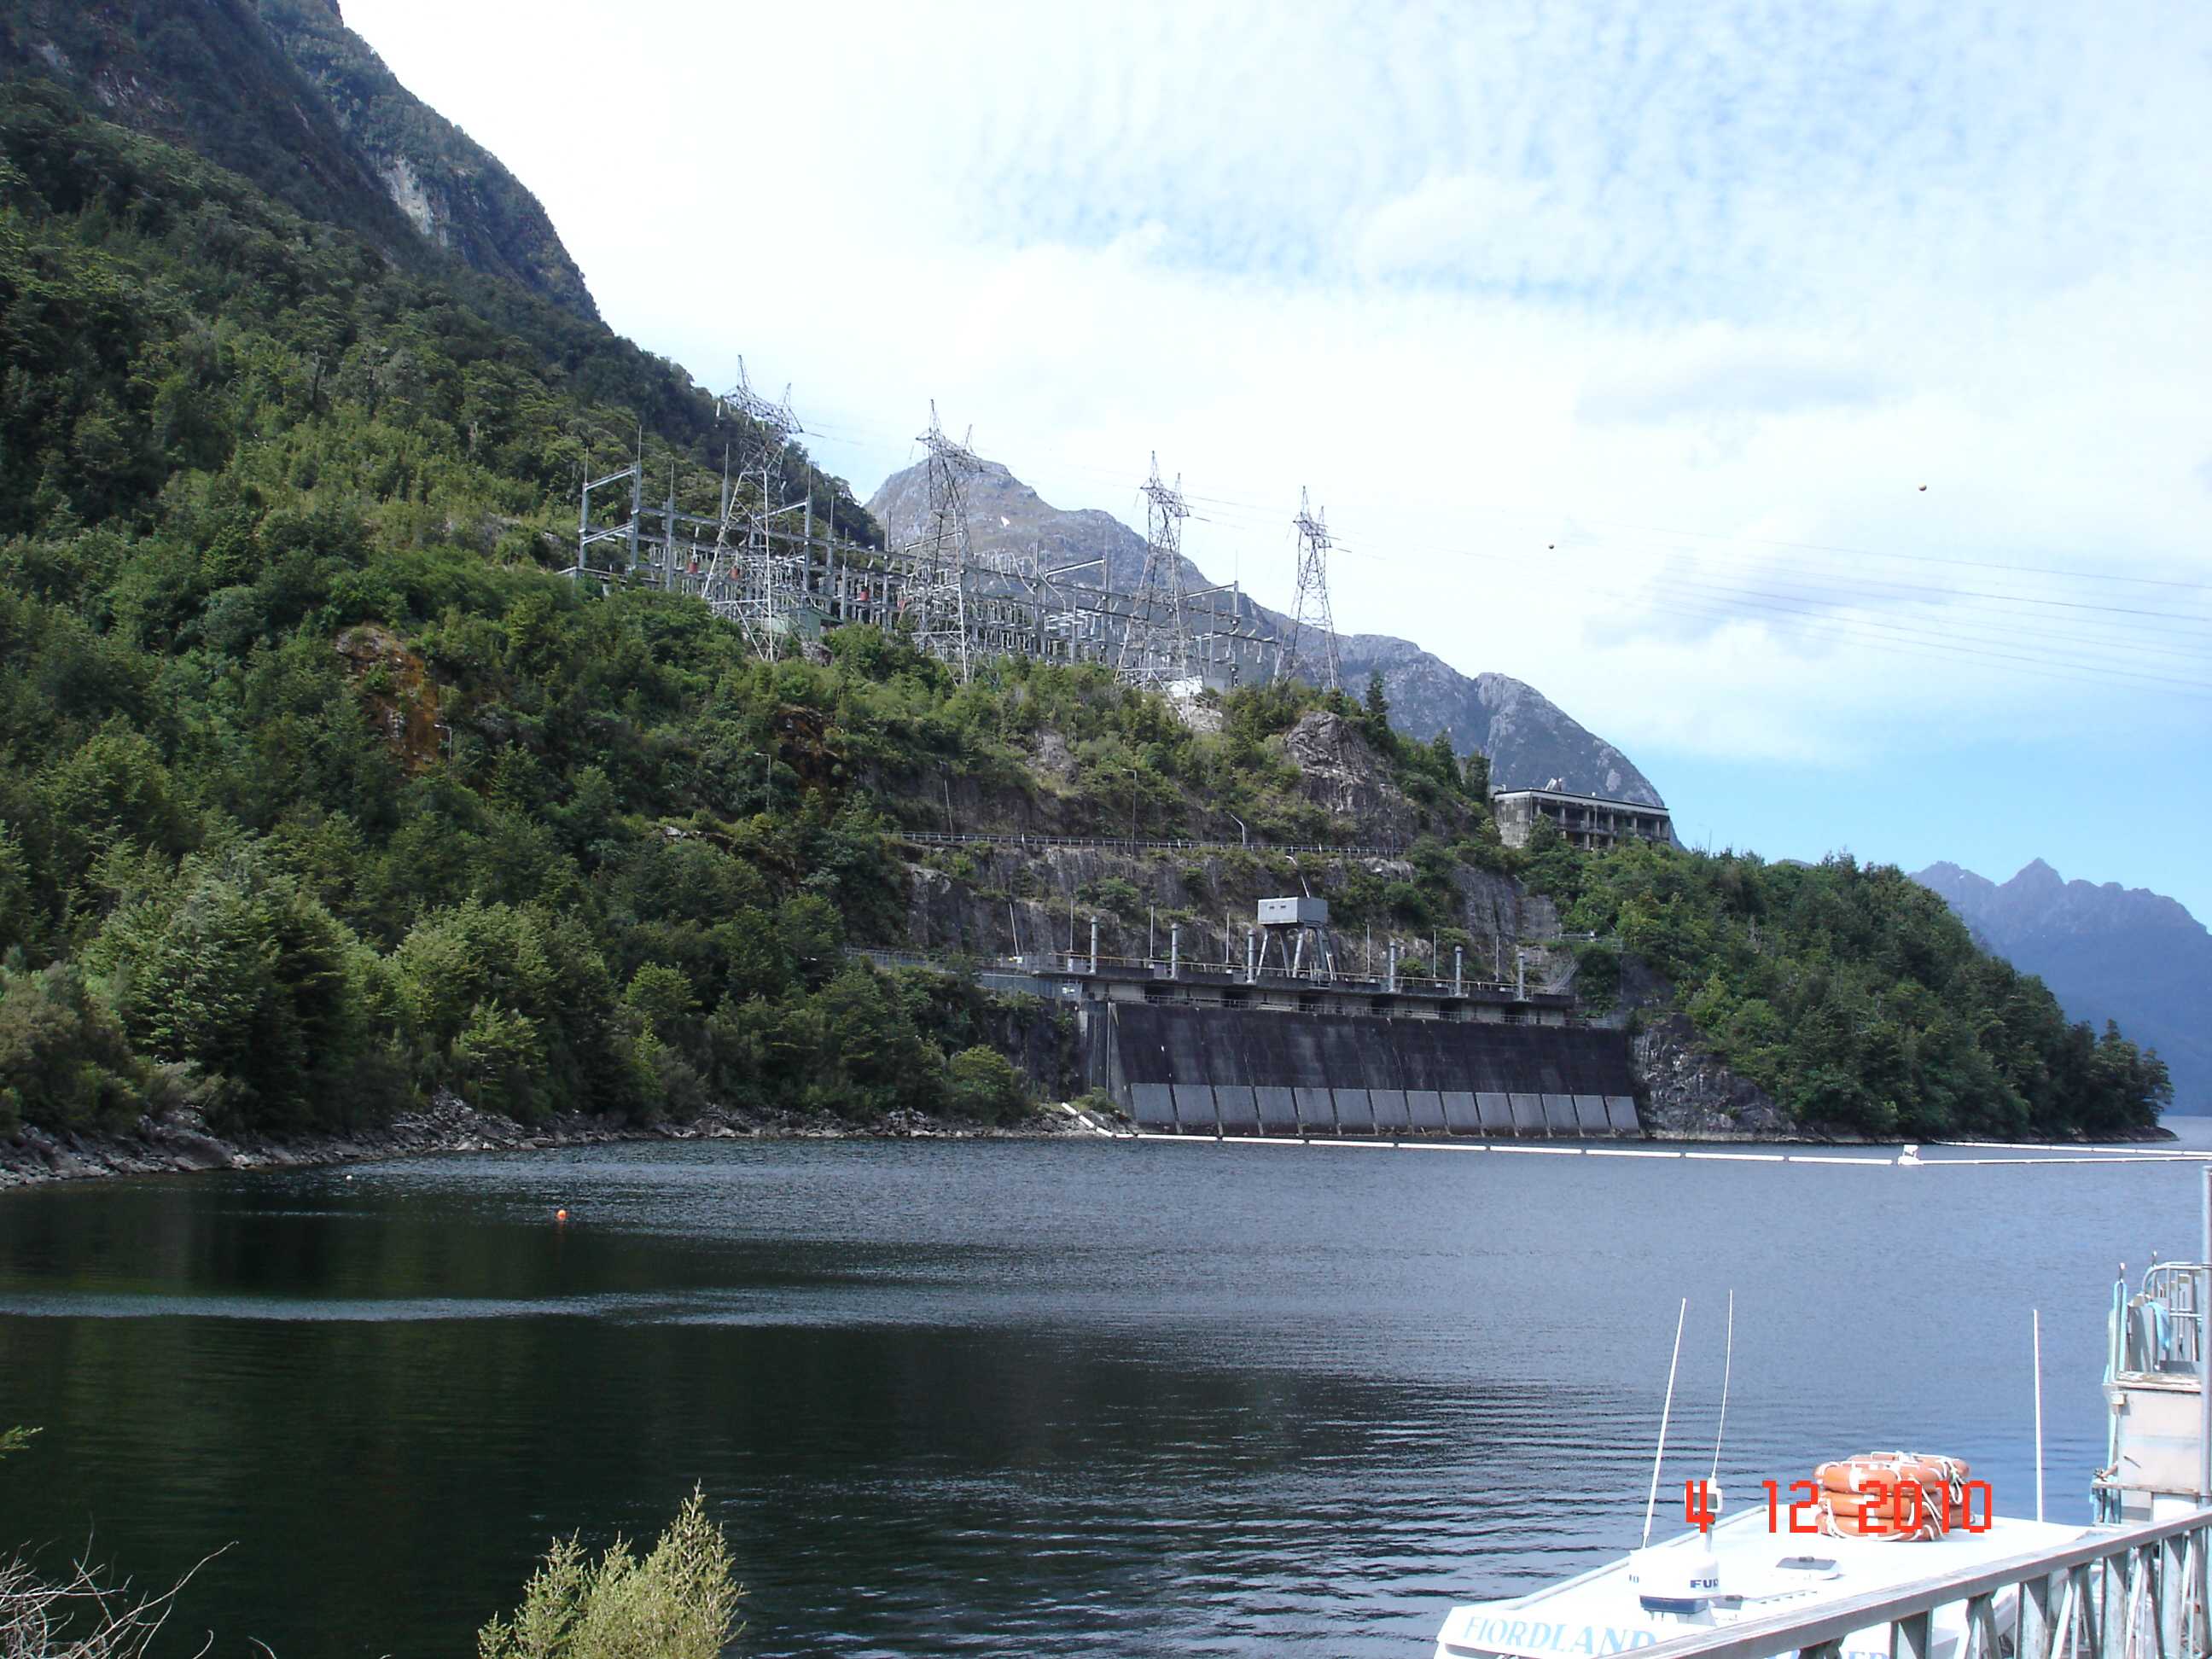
[1282,711,1423,843]
[1632,1014,1793,1138]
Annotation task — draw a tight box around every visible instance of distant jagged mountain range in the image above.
[868,459,1665,806]
[1,0,597,320]
[1914,859,2211,1114]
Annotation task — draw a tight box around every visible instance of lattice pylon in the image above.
[1283,486,1341,693]
[716,355,802,451]
[1115,453,1193,690]
[909,401,984,681]
[702,357,805,657]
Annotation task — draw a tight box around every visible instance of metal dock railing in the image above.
[1625,1510,2212,1659]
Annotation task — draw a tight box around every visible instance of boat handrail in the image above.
[2114,1263,2211,1379]
[1611,1510,2212,1659]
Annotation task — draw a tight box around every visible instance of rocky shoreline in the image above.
[3,1082,2170,1192]
[0,1094,1093,1192]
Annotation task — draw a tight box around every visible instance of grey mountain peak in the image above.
[865,457,1666,808]
[1913,858,2210,1113]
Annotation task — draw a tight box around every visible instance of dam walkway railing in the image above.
[895,830,1409,859]
[841,944,1580,1008]
[1605,1510,2212,1659]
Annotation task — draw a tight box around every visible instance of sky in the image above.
[346,0,2212,918]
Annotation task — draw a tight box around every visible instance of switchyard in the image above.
[569,377,1295,690]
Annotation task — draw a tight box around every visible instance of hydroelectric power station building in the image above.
[1040,895,1641,1139]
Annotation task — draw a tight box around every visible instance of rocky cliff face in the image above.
[897,840,1551,977]
[1915,859,2210,1114]
[889,712,1566,985]
[866,458,1666,806]
[0,0,597,321]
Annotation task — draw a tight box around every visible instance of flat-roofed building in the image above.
[1492,786,1673,852]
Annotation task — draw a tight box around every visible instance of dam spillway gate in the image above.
[1110,1003,1637,1136]
[1048,962,1640,1138]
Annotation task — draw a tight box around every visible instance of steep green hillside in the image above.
[0,79,2168,1145]
[2,0,405,247]
[0,86,950,1133]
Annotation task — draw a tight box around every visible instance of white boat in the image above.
[1434,1256,2212,1659]
[1430,1500,2089,1659]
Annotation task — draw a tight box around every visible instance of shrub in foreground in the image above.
[477,1488,742,1659]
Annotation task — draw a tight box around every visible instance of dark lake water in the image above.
[2,1129,2208,1656]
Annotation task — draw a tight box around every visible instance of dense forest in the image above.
[0,80,2169,1144]
[1523,828,2170,1138]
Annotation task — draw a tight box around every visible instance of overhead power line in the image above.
[1344,540,2212,699]
[791,402,2212,696]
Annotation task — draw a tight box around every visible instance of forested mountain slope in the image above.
[2,0,596,318]
[0,40,2168,1146]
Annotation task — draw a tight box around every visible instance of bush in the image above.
[453,1003,546,1120]
[0,963,146,1131]
[1550,841,2172,1137]
[1571,941,1621,1010]
[948,1045,1028,1124]
[1074,1087,1126,1122]
[91,857,364,1131]
[477,1487,742,1659]
[1080,876,1144,919]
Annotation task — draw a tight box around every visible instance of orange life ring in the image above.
[1812,1452,1970,1542]
[1819,1452,1970,1494]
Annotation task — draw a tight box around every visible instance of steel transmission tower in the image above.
[911,402,985,680]
[1116,454,1194,690]
[701,358,805,653]
[718,356,802,452]
[1283,486,1341,692]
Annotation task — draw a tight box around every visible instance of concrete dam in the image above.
[1108,1002,1639,1137]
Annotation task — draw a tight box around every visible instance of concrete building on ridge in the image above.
[1492,783,1674,852]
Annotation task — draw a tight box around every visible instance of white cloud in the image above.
[1351,173,1592,288]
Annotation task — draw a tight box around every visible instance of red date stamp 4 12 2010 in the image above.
[1680,1478,1994,1535]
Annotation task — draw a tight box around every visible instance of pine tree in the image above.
[1425,729,1458,789]
[1464,748,1493,800]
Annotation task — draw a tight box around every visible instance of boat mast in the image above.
[1641,1298,1689,1549]
[1708,1289,1734,1491]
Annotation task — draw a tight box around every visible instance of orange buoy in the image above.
[555,1208,569,1223]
